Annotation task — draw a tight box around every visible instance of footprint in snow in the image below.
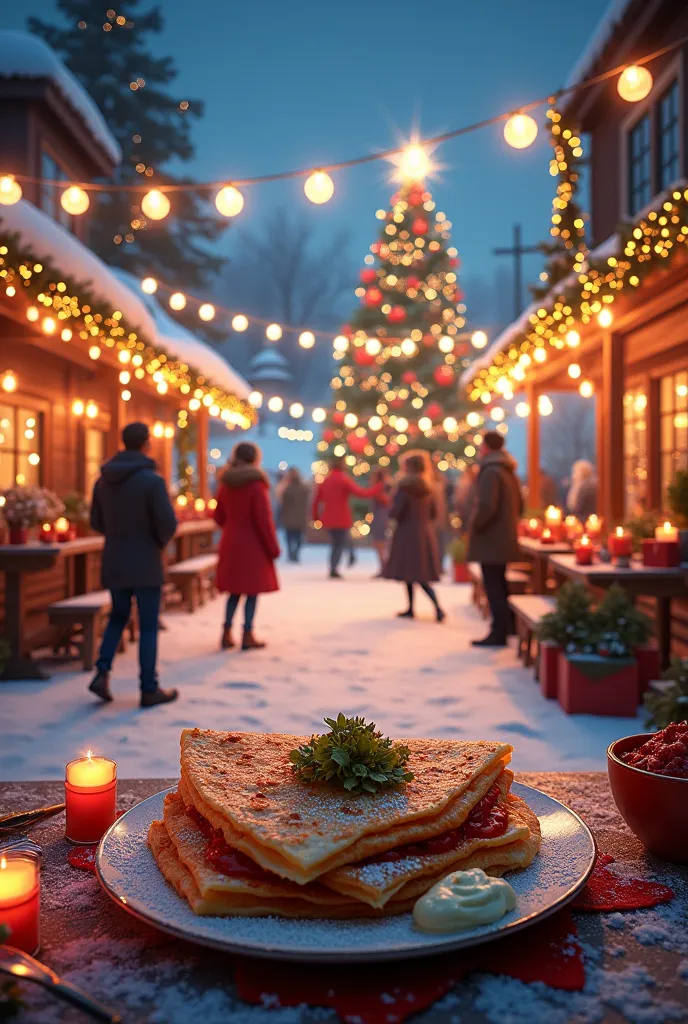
[425,696,462,706]
[220,681,263,690]
[495,721,543,739]
[333,649,370,657]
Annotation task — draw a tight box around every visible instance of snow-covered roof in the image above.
[249,347,292,382]
[0,31,121,165]
[0,198,250,400]
[565,0,634,88]
[459,232,621,388]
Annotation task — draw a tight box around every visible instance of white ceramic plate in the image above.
[96,782,595,962]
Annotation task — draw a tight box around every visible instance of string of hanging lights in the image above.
[0,40,679,218]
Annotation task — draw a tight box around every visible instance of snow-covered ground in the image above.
[0,548,642,780]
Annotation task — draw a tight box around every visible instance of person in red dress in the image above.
[213,442,280,650]
[311,455,382,578]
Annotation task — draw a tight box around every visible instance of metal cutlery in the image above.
[0,836,42,860]
[0,803,65,834]
[0,945,121,1023]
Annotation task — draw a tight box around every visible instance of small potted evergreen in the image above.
[667,469,688,563]
[63,491,90,537]
[448,535,470,583]
[643,657,688,730]
[537,582,595,699]
[558,584,641,717]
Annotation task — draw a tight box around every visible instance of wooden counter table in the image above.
[548,552,688,669]
[517,536,572,594]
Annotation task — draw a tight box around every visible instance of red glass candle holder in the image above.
[642,539,680,568]
[65,756,117,845]
[608,530,633,559]
[575,541,593,565]
[0,852,40,954]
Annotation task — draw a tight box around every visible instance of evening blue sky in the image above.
[4,0,606,331]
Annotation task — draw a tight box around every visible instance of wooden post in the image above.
[106,372,123,458]
[646,376,660,510]
[526,380,540,511]
[196,406,209,501]
[602,330,625,525]
[596,388,606,522]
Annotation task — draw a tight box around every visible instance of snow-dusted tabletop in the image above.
[1,774,687,1024]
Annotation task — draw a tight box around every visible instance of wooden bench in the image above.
[167,553,218,612]
[467,563,531,618]
[48,591,135,671]
[508,594,557,673]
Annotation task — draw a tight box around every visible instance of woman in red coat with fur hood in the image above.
[213,442,280,650]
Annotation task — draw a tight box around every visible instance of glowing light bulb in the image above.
[61,328,72,342]
[579,379,594,398]
[490,406,505,422]
[515,401,530,418]
[333,335,349,352]
[480,392,491,404]
[438,336,454,353]
[248,390,263,408]
[418,416,432,431]
[1,371,17,393]
[289,402,304,418]
[503,113,538,149]
[118,349,131,363]
[214,185,244,217]
[169,292,186,311]
[119,370,130,384]
[566,330,580,347]
[618,65,653,103]
[443,416,458,432]
[312,407,326,422]
[400,338,417,356]
[466,412,482,427]
[471,330,488,349]
[533,348,547,363]
[26,306,39,323]
[232,314,248,332]
[121,389,131,401]
[85,400,98,419]
[368,416,383,431]
[538,394,553,417]
[42,317,56,335]
[88,345,101,360]
[268,396,283,412]
[266,323,282,342]
[198,303,215,321]
[365,338,382,355]
[399,144,430,180]
[0,175,22,205]
[60,185,90,215]
[344,413,358,428]
[298,331,315,349]
[188,398,201,411]
[598,308,613,328]
[304,170,334,204]
[141,189,170,220]
[567,363,582,379]
[141,276,157,294]
[72,398,85,415]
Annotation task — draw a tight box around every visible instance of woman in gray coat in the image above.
[383,453,445,622]
[277,467,309,562]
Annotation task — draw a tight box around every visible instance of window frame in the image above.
[38,143,73,231]
[0,400,45,489]
[657,79,681,191]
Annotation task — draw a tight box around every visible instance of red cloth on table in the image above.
[572,854,674,912]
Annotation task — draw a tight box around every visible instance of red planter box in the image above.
[453,562,471,584]
[641,539,680,567]
[634,644,661,699]
[557,652,639,717]
[539,641,561,699]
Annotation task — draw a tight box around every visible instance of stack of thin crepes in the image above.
[148,729,541,918]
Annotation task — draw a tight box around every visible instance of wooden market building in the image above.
[0,31,252,655]
[462,0,688,650]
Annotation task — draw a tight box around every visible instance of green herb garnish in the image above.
[289,714,414,794]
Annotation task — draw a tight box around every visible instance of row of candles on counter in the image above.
[0,752,117,955]
[520,507,682,568]
[40,517,78,542]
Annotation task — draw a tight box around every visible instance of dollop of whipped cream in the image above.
[413,868,517,933]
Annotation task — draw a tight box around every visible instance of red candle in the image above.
[39,523,55,543]
[585,514,602,540]
[65,752,117,845]
[527,517,542,538]
[575,535,593,565]
[0,854,40,954]
[540,527,554,545]
[608,527,633,557]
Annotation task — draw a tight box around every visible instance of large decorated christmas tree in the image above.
[319,176,478,472]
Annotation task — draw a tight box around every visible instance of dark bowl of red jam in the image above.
[608,727,688,863]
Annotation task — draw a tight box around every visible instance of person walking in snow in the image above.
[278,466,309,563]
[88,422,178,707]
[214,442,280,651]
[383,452,445,622]
[467,431,522,648]
[311,455,381,579]
[369,467,392,576]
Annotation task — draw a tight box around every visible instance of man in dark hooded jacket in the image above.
[88,422,178,706]
[467,431,523,647]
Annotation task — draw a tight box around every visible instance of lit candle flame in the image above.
[86,749,93,761]
[663,521,671,530]
[581,535,590,546]
[616,526,624,537]
[0,856,6,870]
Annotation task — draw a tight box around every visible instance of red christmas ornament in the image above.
[423,333,436,348]
[454,289,464,301]
[322,428,335,443]
[401,370,417,384]
[412,217,428,235]
[406,276,420,290]
[426,402,443,421]
[455,342,469,356]
[332,411,345,425]
[390,397,404,409]
[385,442,399,456]
[407,422,419,437]
[408,190,424,208]
[370,242,381,255]
[360,268,377,285]
[347,431,368,454]
[433,365,454,387]
[340,323,353,338]
[354,348,376,366]
[388,305,407,323]
[364,287,383,307]
[449,257,460,268]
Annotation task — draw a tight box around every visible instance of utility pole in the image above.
[493,224,540,320]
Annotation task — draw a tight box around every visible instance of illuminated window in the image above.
[85,427,105,499]
[657,81,680,190]
[0,404,42,488]
[39,149,72,230]
[659,370,688,500]
[628,116,652,216]
[623,387,647,517]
